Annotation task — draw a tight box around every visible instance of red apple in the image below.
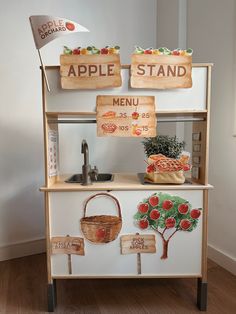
[138,203,149,214]
[101,48,109,54]
[72,48,80,55]
[190,209,201,219]
[178,203,189,214]
[96,228,106,239]
[146,164,155,173]
[132,112,139,120]
[172,50,180,55]
[162,200,173,210]
[65,22,75,31]
[149,195,159,207]
[149,209,160,220]
[144,49,152,54]
[183,164,191,171]
[180,219,192,230]
[165,217,176,228]
[139,218,149,229]
[135,129,142,136]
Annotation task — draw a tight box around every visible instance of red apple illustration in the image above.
[149,195,159,207]
[135,129,142,136]
[146,164,155,173]
[165,217,176,228]
[66,22,75,31]
[138,203,149,214]
[144,49,152,54]
[72,48,80,55]
[139,218,149,229]
[172,50,180,56]
[190,209,201,219]
[101,48,109,54]
[149,209,160,220]
[180,219,192,230]
[178,203,189,214]
[96,228,106,239]
[132,112,139,120]
[183,164,191,171]
[162,200,173,210]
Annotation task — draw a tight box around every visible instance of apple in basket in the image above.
[96,228,106,240]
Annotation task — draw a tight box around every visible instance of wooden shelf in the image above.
[46,110,207,117]
[40,173,213,192]
[44,63,213,70]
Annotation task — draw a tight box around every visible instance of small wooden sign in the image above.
[97,95,156,137]
[60,54,122,89]
[51,236,85,255]
[120,234,156,254]
[131,54,192,89]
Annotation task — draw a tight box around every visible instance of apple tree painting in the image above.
[134,192,202,259]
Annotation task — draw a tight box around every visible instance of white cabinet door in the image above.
[49,190,203,277]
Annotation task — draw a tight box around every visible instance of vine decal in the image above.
[134,192,202,259]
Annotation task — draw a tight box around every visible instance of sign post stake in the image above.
[66,235,72,274]
[136,233,142,274]
[120,233,156,275]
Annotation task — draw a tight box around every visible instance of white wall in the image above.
[187,0,236,274]
[0,0,157,259]
[156,0,236,274]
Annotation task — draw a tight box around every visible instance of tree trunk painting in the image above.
[161,239,169,259]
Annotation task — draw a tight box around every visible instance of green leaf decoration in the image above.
[142,135,185,159]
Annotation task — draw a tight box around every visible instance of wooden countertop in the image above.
[40,173,213,192]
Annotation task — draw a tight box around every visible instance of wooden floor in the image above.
[0,254,235,313]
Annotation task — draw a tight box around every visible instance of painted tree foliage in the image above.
[134,192,202,259]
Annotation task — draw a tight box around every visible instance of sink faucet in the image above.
[81,140,98,185]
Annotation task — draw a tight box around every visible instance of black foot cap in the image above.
[47,280,57,312]
[197,278,208,311]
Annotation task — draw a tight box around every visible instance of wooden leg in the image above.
[47,279,57,312]
[197,278,208,311]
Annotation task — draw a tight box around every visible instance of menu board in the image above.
[48,130,58,177]
[96,95,156,137]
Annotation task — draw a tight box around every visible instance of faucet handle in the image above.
[90,166,99,181]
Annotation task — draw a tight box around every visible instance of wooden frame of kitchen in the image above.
[40,63,213,312]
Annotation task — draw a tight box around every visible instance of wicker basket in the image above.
[80,193,122,243]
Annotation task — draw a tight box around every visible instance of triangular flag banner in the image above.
[29,15,89,49]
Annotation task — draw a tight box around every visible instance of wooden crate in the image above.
[60,54,122,89]
[131,54,192,89]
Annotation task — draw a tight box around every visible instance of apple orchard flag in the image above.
[29,15,89,49]
[29,15,89,92]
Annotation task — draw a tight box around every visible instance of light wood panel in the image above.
[40,173,213,192]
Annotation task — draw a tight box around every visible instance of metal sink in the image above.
[65,173,114,183]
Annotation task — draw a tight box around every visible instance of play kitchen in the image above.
[40,46,213,312]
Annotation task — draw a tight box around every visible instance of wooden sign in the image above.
[121,234,156,254]
[121,233,156,275]
[131,54,192,89]
[51,236,85,255]
[97,95,156,137]
[60,54,122,89]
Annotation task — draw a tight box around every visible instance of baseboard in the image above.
[208,244,236,276]
[0,238,46,261]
